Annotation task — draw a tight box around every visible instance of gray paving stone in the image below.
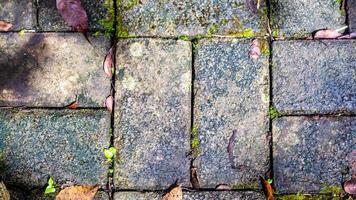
[348,0,356,32]
[194,39,270,188]
[0,33,110,107]
[271,0,345,37]
[38,0,109,31]
[114,39,192,189]
[118,0,268,37]
[272,40,356,115]
[273,116,355,193]
[114,191,265,200]
[0,0,36,31]
[0,109,110,190]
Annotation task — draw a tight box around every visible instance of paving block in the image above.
[114,39,192,189]
[114,191,265,200]
[194,39,270,188]
[38,0,109,31]
[117,0,268,37]
[0,0,36,31]
[348,0,356,32]
[0,109,110,190]
[271,0,345,37]
[273,116,355,193]
[0,33,110,107]
[273,40,356,115]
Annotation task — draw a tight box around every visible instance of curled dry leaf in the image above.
[313,29,342,39]
[259,176,273,200]
[105,95,114,113]
[55,185,99,200]
[190,166,200,189]
[227,130,237,168]
[0,20,13,31]
[338,32,356,39]
[344,178,356,195]
[66,101,78,109]
[215,184,231,190]
[162,185,182,200]
[56,0,88,33]
[249,39,260,59]
[103,48,113,78]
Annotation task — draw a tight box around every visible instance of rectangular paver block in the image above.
[114,191,264,200]
[114,39,192,189]
[0,33,110,107]
[38,0,109,31]
[194,39,270,188]
[0,0,36,31]
[0,109,110,189]
[273,40,356,114]
[118,0,268,37]
[271,0,345,37]
[273,116,355,193]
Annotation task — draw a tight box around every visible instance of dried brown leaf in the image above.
[55,185,99,200]
[227,130,237,168]
[249,39,260,59]
[103,48,113,78]
[338,32,356,39]
[56,0,88,33]
[105,95,114,113]
[190,166,200,189]
[313,29,342,39]
[0,20,13,31]
[162,185,182,200]
[259,176,273,200]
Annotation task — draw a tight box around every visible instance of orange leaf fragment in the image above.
[162,185,182,200]
[103,48,113,78]
[66,101,78,109]
[55,185,99,200]
[259,176,273,200]
[105,95,114,113]
[0,20,13,31]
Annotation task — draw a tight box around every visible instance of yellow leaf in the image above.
[55,185,99,200]
[162,185,182,200]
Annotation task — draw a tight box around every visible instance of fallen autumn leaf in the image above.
[103,48,114,78]
[344,177,356,195]
[260,176,273,200]
[249,39,260,59]
[55,185,99,200]
[56,0,88,33]
[66,101,78,109]
[162,185,182,200]
[105,95,114,113]
[0,20,13,31]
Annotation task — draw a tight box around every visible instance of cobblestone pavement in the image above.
[0,0,355,199]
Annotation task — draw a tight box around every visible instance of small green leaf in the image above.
[108,169,114,173]
[267,179,273,184]
[108,147,117,155]
[104,149,114,159]
[48,177,54,186]
[44,186,55,194]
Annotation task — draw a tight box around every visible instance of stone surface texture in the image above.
[0,33,110,107]
[271,0,345,37]
[38,0,108,31]
[273,116,355,193]
[114,39,192,189]
[0,0,36,31]
[118,0,268,36]
[0,109,110,189]
[273,40,356,114]
[114,191,264,200]
[194,39,269,188]
[349,0,356,32]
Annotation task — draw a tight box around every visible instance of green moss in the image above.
[178,35,190,41]
[269,106,280,120]
[226,28,255,37]
[207,24,219,36]
[99,0,116,37]
[277,194,306,200]
[191,125,200,157]
[123,0,139,10]
[259,39,270,56]
[222,18,229,25]
[258,7,269,36]
[319,185,343,196]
